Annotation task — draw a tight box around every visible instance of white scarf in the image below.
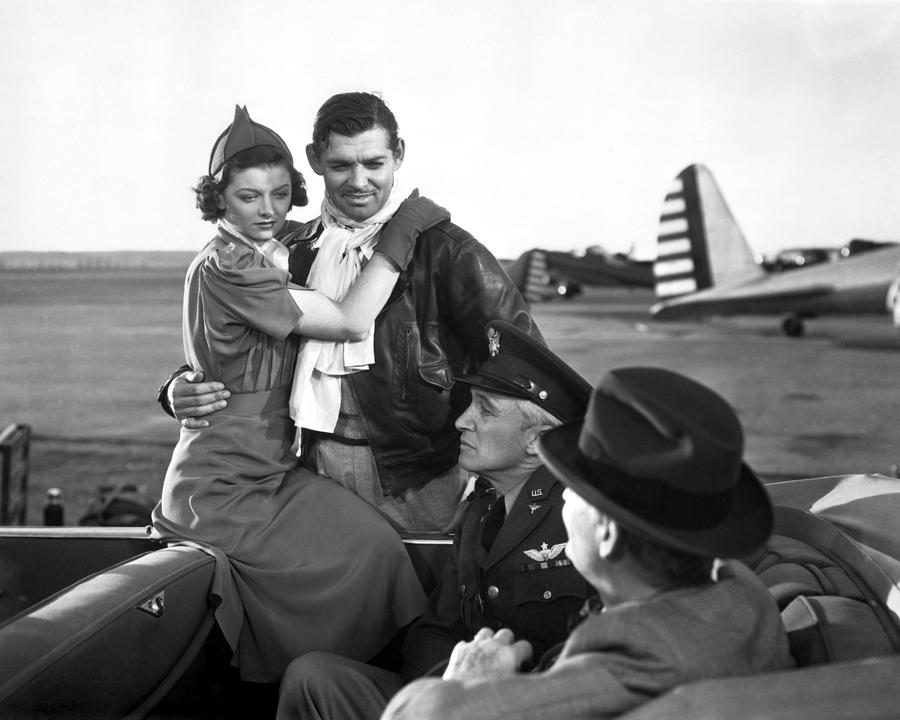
[289,180,405,452]
[216,218,290,272]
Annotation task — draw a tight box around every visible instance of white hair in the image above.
[513,397,562,433]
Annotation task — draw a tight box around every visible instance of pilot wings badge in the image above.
[487,327,501,357]
[523,541,566,562]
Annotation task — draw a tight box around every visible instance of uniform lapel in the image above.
[483,467,557,570]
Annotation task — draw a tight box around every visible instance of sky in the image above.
[3,0,900,261]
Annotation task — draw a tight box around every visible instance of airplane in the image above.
[502,247,654,303]
[759,239,897,272]
[650,164,900,337]
[759,246,837,273]
[840,238,900,258]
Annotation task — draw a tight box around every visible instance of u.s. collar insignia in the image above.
[487,327,501,357]
[524,541,566,562]
[530,488,543,498]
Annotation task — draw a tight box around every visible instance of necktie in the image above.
[481,495,506,551]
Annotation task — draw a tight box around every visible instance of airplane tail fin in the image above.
[504,249,550,303]
[654,165,764,300]
[522,250,549,303]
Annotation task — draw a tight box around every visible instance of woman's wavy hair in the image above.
[193,145,308,222]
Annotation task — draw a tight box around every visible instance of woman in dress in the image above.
[151,106,434,683]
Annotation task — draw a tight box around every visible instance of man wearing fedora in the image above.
[275,320,594,720]
[381,367,793,720]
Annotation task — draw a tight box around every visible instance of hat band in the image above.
[575,454,733,530]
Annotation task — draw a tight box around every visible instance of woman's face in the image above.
[216,164,293,242]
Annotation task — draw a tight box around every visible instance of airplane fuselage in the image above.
[653,239,900,320]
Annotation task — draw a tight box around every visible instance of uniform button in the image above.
[542,590,552,600]
[486,585,500,599]
[459,584,467,595]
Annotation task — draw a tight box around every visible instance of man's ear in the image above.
[306,144,323,175]
[393,137,405,169]
[523,425,549,457]
[597,515,619,560]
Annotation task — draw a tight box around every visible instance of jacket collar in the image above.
[483,465,559,570]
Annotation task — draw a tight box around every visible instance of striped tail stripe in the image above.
[654,175,698,297]
[524,250,548,303]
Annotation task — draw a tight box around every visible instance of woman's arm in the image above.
[289,193,449,341]
[289,252,400,340]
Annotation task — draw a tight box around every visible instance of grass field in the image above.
[1,268,187,524]
[3,264,900,526]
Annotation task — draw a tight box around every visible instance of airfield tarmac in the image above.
[535,287,900,481]
[2,272,899,523]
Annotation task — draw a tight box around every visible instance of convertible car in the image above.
[0,473,898,719]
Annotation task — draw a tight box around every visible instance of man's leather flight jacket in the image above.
[285,218,542,496]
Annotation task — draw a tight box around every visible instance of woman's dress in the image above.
[151,232,426,683]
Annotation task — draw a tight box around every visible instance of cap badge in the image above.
[524,541,566,562]
[487,327,501,357]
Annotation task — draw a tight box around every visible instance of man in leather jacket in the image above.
[159,92,541,531]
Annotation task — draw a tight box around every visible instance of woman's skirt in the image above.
[151,387,426,682]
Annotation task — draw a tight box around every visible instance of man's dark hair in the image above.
[614,522,714,589]
[193,145,308,222]
[311,92,401,157]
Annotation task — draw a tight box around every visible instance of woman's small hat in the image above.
[456,320,591,423]
[208,105,293,178]
[537,366,772,558]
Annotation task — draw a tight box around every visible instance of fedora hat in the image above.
[456,320,591,423]
[537,366,772,557]
[208,105,294,178]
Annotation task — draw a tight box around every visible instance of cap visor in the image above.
[455,373,531,401]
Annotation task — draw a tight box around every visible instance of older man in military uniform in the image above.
[383,367,793,720]
[276,320,593,720]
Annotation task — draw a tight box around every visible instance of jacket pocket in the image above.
[392,321,465,434]
[510,567,592,650]
[512,566,590,607]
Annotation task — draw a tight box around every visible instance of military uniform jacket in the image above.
[401,466,593,680]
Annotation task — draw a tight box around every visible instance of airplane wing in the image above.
[501,248,653,303]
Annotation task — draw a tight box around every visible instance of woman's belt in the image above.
[220,386,291,416]
[308,430,370,447]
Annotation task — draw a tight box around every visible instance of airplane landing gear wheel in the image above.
[782,315,805,337]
